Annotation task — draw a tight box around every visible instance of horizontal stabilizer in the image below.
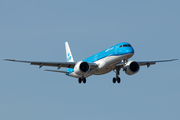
[43,69,69,74]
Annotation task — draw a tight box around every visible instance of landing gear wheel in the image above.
[113,77,116,83]
[112,66,121,84]
[117,77,121,83]
[78,78,82,84]
[83,78,86,84]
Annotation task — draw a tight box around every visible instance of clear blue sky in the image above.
[0,0,180,120]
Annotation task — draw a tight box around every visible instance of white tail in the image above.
[65,42,74,62]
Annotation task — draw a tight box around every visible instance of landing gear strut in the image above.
[78,77,86,84]
[112,66,121,84]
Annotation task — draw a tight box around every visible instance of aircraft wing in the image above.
[137,59,178,68]
[3,59,98,69]
[116,59,178,68]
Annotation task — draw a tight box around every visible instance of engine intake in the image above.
[74,61,90,75]
[124,61,140,75]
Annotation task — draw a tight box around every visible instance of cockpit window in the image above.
[119,44,131,48]
[123,44,131,47]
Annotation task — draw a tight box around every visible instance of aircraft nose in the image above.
[126,47,134,54]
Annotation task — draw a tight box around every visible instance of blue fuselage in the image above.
[67,42,134,75]
[84,42,134,62]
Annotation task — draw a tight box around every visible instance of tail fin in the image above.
[65,42,74,62]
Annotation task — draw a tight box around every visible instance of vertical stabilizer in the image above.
[65,42,74,62]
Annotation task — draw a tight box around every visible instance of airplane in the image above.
[3,42,178,84]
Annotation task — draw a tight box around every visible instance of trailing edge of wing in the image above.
[43,69,69,73]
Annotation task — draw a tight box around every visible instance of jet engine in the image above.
[124,61,140,75]
[74,61,90,75]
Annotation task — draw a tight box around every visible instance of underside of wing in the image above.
[3,59,76,69]
[137,59,178,67]
[3,59,98,70]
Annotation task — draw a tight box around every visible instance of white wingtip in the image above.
[3,59,15,61]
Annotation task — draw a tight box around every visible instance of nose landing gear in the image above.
[113,66,121,84]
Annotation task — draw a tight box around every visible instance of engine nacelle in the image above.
[124,61,140,75]
[74,61,90,75]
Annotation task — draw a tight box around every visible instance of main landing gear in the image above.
[78,65,123,84]
[113,66,121,84]
[113,77,121,83]
[78,77,86,84]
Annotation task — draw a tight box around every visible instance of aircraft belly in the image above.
[95,55,123,69]
[93,68,112,75]
[68,71,93,78]
[92,54,132,75]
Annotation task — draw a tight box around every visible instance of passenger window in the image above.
[120,45,122,48]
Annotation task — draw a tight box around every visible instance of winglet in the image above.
[3,59,16,61]
[65,42,74,62]
[172,59,178,61]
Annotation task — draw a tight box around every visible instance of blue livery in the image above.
[66,42,134,74]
